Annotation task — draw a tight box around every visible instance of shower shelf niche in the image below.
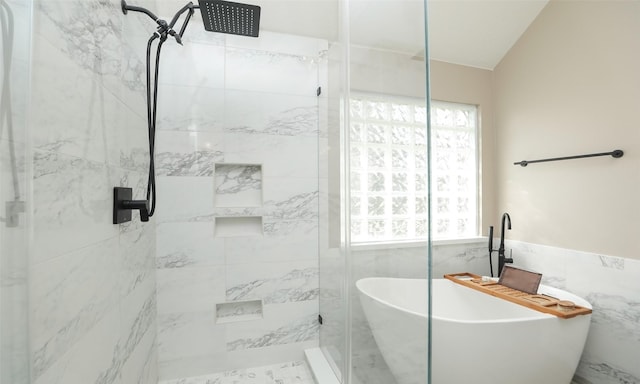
[213,163,264,237]
[216,299,263,324]
[214,163,263,208]
[214,216,263,237]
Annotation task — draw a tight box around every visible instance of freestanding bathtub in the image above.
[356,277,592,384]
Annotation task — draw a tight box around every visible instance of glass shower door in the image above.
[317,0,432,383]
[0,0,31,383]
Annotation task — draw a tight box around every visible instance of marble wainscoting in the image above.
[29,0,158,383]
[432,239,491,277]
[155,30,327,380]
[506,240,640,384]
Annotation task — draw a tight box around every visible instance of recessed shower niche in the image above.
[214,216,263,237]
[214,163,264,237]
[214,163,263,207]
[215,300,263,324]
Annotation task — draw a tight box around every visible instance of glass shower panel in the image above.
[346,1,431,383]
[0,0,31,383]
[318,38,348,381]
[152,1,341,380]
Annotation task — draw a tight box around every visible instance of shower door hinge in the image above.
[318,314,323,325]
[317,87,322,96]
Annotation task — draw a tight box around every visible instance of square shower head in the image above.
[198,0,261,37]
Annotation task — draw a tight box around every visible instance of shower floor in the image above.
[159,361,315,384]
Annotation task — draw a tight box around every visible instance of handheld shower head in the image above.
[198,0,261,37]
[117,0,261,224]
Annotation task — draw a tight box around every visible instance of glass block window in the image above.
[350,94,478,242]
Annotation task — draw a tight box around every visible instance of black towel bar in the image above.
[514,149,623,167]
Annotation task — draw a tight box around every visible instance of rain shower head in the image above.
[198,0,261,37]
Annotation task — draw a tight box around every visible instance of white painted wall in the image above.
[494,0,640,260]
[493,2,640,382]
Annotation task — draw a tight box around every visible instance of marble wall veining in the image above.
[28,0,158,383]
[154,28,327,380]
[506,240,640,384]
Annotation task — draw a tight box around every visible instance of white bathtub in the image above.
[356,277,592,384]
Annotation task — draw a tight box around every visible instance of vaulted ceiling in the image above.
[156,0,549,69]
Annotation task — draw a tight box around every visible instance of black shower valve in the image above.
[113,187,150,224]
[122,199,150,222]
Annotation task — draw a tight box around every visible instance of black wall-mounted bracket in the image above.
[5,200,25,228]
[113,187,151,224]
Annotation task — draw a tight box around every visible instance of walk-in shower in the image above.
[114,0,261,224]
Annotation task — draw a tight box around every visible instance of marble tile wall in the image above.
[28,1,158,383]
[506,240,640,384]
[154,28,327,380]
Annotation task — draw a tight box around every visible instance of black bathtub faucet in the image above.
[497,213,513,277]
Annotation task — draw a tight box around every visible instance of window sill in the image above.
[351,236,487,251]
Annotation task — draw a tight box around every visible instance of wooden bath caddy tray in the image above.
[444,272,592,319]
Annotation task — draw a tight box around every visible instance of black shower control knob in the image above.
[113,187,152,224]
[122,199,150,222]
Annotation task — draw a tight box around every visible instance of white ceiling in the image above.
[156,0,549,69]
[427,0,549,69]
